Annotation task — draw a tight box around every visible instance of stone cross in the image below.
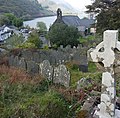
[88,30,120,118]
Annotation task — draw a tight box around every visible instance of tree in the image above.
[47,23,80,47]
[0,15,10,26]
[0,13,23,27]
[6,34,24,49]
[86,0,120,33]
[12,18,23,27]
[26,31,43,48]
[37,22,47,32]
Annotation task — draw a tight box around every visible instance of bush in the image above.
[47,23,80,47]
[6,34,24,49]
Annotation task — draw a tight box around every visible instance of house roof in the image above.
[62,16,95,29]
[0,25,6,31]
[0,27,3,31]
[62,15,81,27]
[79,18,95,28]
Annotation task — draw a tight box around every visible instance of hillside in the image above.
[0,0,55,20]
[38,0,78,15]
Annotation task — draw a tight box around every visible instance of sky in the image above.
[64,0,92,10]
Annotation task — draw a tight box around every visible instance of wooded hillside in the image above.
[0,0,55,20]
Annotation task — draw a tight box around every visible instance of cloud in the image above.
[64,0,91,10]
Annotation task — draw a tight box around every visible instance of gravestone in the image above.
[9,55,14,66]
[19,58,27,70]
[33,52,40,63]
[13,56,19,67]
[27,61,39,74]
[22,50,33,61]
[88,30,120,118]
[40,60,53,81]
[53,64,70,87]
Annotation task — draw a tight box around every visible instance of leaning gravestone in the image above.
[88,30,120,118]
[53,64,70,87]
[40,60,53,81]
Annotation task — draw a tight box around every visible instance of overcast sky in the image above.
[64,0,92,10]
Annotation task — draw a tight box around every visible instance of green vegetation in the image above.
[86,0,120,33]
[78,34,102,48]
[37,21,47,32]
[19,31,43,49]
[65,61,101,87]
[0,66,69,118]
[6,34,24,49]
[79,35,95,44]
[47,23,80,47]
[0,0,54,20]
[0,59,120,117]
[5,31,42,49]
[88,62,97,72]
[0,13,23,27]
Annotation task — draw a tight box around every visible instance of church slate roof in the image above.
[62,15,94,29]
[62,15,81,27]
[53,8,95,30]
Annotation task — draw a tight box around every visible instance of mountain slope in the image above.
[38,0,78,15]
[0,0,55,20]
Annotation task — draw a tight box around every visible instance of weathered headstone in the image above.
[27,61,39,74]
[88,30,120,118]
[53,64,70,87]
[9,55,14,66]
[19,58,27,70]
[22,50,33,61]
[13,56,19,67]
[33,52,40,63]
[40,60,53,81]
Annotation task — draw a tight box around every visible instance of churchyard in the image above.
[0,31,120,118]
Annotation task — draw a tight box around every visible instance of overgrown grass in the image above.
[0,61,120,118]
[0,66,69,118]
[65,61,101,87]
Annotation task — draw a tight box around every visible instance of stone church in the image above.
[52,8,95,36]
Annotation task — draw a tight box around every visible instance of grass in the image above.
[78,35,95,44]
[0,64,101,118]
[0,60,120,117]
[0,65,69,118]
[65,61,102,87]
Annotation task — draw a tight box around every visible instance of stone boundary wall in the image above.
[8,44,88,72]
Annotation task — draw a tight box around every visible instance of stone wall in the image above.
[8,45,88,72]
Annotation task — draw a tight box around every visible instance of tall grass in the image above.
[0,65,69,118]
